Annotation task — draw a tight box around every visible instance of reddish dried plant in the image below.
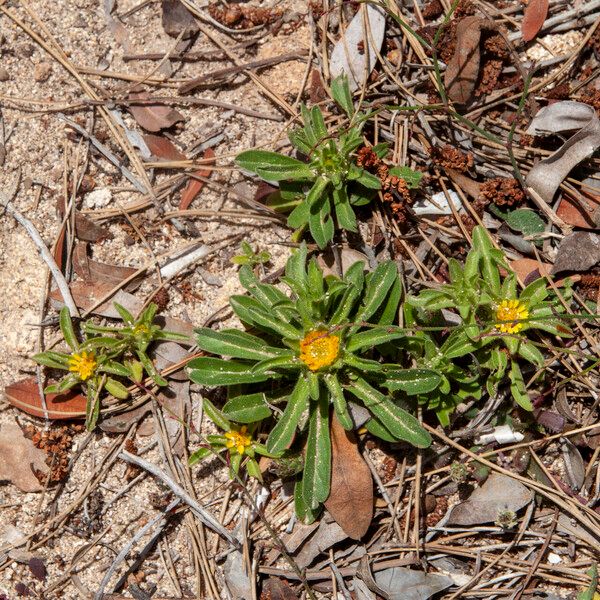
[479,177,525,207]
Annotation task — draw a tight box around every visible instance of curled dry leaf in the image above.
[323,414,373,540]
[509,258,552,285]
[73,243,141,291]
[143,134,187,162]
[444,16,486,105]
[560,437,585,491]
[161,0,198,39]
[261,578,297,600]
[557,194,600,228]
[447,473,533,525]
[550,231,600,275]
[373,567,453,600]
[329,4,386,92]
[521,0,549,42]
[179,148,215,210]
[5,377,87,420]
[0,419,49,492]
[294,518,347,569]
[526,101,600,203]
[128,92,184,132]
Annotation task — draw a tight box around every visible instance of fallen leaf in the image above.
[161,0,198,38]
[446,168,481,199]
[557,513,600,547]
[128,92,184,132]
[143,134,187,161]
[551,232,600,275]
[526,101,600,203]
[0,419,49,492]
[561,438,585,491]
[324,415,373,540]
[179,148,215,210]
[444,16,485,104]
[99,403,151,434]
[294,517,347,569]
[28,557,46,582]
[261,578,297,600]
[4,378,87,420]
[447,473,533,525]
[534,409,565,434]
[557,194,600,228]
[73,243,141,290]
[56,196,112,243]
[509,258,552,284]
[329,4,386,92]
[521,0,549,42]
[373,567,453,600]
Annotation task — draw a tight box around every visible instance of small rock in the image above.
[0,67,9,82]
[33,62,52,82]
[84,188,112,209]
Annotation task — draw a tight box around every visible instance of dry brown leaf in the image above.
[509,258,552,285]
[143,134,187,161]
[4,377,87,420]
[128,92,184,132]
[557,194,600,228]
[73,243,141,290]
[179,148,215,210]
[521,0,549,42]
[161,0,199,38]
[323,414,373,540]
[444,16,485,105]
[261,578,297,600]
[551,232,600,275]
[0,419,49,492]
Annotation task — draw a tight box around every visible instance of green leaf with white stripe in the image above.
[188,358,273,386]
[245,305,303,340]
[381,369,442,395]
[302,393,331,509]
[195,328,286,361]
[347,376,431,447]
[352,262,398,331]
[236,150,314,181]
[266,376,310,454]
[346,328,406,352]
[324,373,352,430]
[59,307,79,350]
[223,393,272,423]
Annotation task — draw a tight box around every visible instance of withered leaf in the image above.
[373,567,453,600]
[509,258,552,285]
[560,437,585,491]
[550,232,600,275]
[73,243,141,291]
[56,196,112,243]
[179,148,215,210]
[161,0,199,39]
[128,92,184,132]
[444,16,485,105]
[324,415,373,540]
[556,194,600,228]
[447,473,533,525]
[526,102,600,203]
[28,557,47,582]
[294,518,347,569]
[143,134,187,161]
[5,377,87,420]
[261,578,297,600]
[0,419,49,492]
[521,0,549,42]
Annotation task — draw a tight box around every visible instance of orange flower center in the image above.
[299,329,340,371]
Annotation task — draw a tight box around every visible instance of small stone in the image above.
[0,67,9,82]
[33,62,52,82]
[84,188,112,209]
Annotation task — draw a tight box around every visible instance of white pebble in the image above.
[84,188,112,209]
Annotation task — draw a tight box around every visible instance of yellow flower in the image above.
[133,323,150,335]
[299,329,340,371]
[495,299,529,334]
[225,426,252,455]
[68,350,97,381]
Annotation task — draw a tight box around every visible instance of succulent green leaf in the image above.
[347,377,431,447]
[188,357,272,386]
[294,477,320,524]
[188,447,214,466]
[244,305,303,340]
[236,150,314,181]
[517,340,544,366]
[202,397,231,431]
[223,392,273,423]
[333,186,358,231]
[324,373,353,430]
[59,307,79,350]
[285,243,308,286]
[381,368,442,395]
[309,194,335,249]
[346,328,406,352]
[331,74,354,117]
[137,351,168,386]
[266,376,310,454]
[99,360,132,377]
[195,328,286,361]
[353,262,398,329]
[33,351,70,370]
[113,302,135,325]
[509,362,533,411]
[105,378,130,399]
[44,374,79,394]
[302,393,331,509]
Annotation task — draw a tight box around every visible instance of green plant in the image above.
[406,226,572,423]
[236,75,385,248]
[33,304,188,429]
[189,398,278,482]
[188,243,437,518]
[231,241,271,267]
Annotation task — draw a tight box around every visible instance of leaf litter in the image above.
[2,0,600,597]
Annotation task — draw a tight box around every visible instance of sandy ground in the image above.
[0,0,310,597]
